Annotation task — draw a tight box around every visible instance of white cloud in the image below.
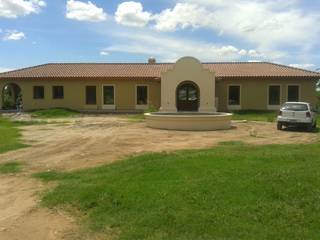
[289,63,316,70]
[152,1,320,51]
[102,31,268,62]
[238,49,247,56]
[0,0,46,18]
[248,49,264,57]
[107,0,317,64]
[100,50,109,56]
[247,60,262,63]
[66,0,107,22]
[3,30,26,41]
[216,45,239,56]
[115,1,151,27]
[153,3,210,32]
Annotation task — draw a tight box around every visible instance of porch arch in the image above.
[160,56,216,112]
[1,83,22,110]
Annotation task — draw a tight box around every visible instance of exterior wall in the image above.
[216,77,319,112]
[0,76,318,112]
[160,57,216,112]
[0,78,161,111]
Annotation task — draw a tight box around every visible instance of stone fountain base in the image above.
[145,112,233,131]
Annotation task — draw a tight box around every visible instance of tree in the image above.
[316,80,320,110]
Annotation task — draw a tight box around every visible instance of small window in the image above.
[33,86,44,99]
[103,86,114,105]
[136,86,148,105]
[228,86,240,105]
[268,85,280,105]
[86,86,96,105]
[52,86,64,99]
[287,85,299,102]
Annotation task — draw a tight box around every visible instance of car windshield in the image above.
[282,103,308,111]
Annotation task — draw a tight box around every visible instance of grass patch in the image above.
[0,162,22,174]
[31,108,79,118]
[35,142,320,240]
[126,106,158,122]
[218,140,247,146]
[126,114,145,122]
[12,120,49,126]
[231,110,320,130]
[232,110,277,122]
[0,116,28,154]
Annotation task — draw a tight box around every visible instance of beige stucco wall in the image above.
[160,57,216,112]
[0,78,161,111]
[216,77,319,111]
[0,76,318,112]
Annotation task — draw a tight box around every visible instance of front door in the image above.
[176,82,199,111]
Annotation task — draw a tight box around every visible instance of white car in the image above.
[277,102,317,131]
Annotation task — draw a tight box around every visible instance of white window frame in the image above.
[286,84,301,102]
[267,84,282,110]
[135,84,149,110]
[227,84,241,110]
[102,84,116,110]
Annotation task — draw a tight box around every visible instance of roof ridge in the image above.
[45,62,173,65]
[41,61,273,65]
[203,61,268,64]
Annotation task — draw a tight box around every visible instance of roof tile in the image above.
[0,62,319,79]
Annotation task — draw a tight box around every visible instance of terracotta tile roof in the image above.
[0,62,319,79]
[205,62,320,78]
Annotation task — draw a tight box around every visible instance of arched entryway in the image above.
[1,83,22,110]
[176,81,199,111]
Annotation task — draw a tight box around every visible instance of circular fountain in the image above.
[145,112,232,131]
[144,56,233,131]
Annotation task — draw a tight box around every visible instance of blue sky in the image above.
[0,0,320,72]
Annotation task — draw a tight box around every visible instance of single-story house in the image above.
[0,56,319,112]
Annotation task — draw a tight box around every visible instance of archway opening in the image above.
[1,83,22,110]
[176,81,199,112]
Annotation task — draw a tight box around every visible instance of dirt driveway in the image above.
[0,114,319,240]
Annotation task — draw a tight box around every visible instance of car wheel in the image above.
[307,123,313,132]
[277,123,282,130]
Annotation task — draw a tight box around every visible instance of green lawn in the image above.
[31,108,79,118]
[232,110,320,126]
[35,141,320,240]
[126,114,146,122]
[126,110,320,126]
[0,116,28,154]
[231,110,277,122]
[0,162,23,174]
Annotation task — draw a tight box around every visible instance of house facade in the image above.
[0,57,319,112]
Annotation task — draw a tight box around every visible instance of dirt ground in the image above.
[0,114,319,240]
